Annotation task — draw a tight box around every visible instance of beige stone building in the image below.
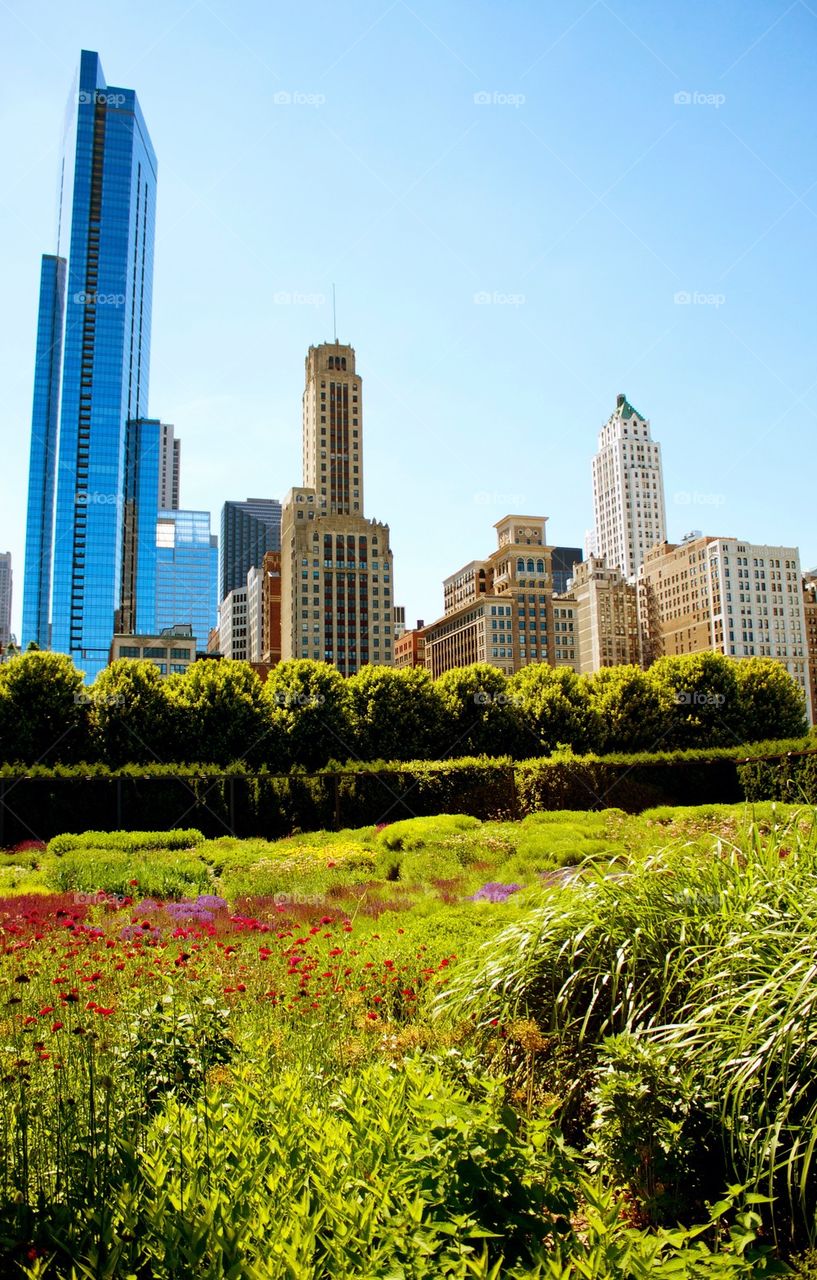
[281,343,394,674]
[638,536,811,718]
[424,516,569,677]
[110,623,196,675]
[803,574,817,723]
[569,555,641,673]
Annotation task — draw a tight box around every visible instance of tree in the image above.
[171,661,278,767]
[89,660,178,766]
[263,660,352,770]
[587,665,670,754]
[0,651,90,763]
[734,656,808,742]
[434,664,523,758]
[347,665,444,761]
[647,652,742,749]
[508,665,600,756]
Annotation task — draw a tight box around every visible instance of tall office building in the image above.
[568,555,640,673]
[220,499,282,602]
[638,536,811,717]
[22,51,157,680]
[0,554,12,648]
[423,516,570,677]
[218,587,248,661]
[22,256,67,649]
[159,423,180,510]
[281,342,394,674]
[592,394,666,581]
[155,510,218,652]
[551,546,583,595]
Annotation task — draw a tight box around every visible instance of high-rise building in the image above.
[159,423,180,510]
[592,394,666,580]
[281,342,395,674]
[423,516,568,677]
[260,551,282,665]
[568,555,640,673]
[803,573,817,724]
[218,587,248,661]
[638,536,811,718]
[22,51,158,681]
[22,255,67,649]
[246,564,264,663]
[220,499,282,602]
[154,510,218,653]
[119,418,161,637]
[0,554,12,648]
[394,622,426,669]
[551,546,583,595]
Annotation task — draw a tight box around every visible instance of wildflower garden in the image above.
[2,804,817,1276]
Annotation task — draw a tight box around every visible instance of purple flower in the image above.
[470,882,523,903]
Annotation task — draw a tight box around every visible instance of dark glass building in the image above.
[24,50,158,680]
[220,499,281,602]
[22,255,67,648]
[119,418,162,637]
[551,546,583,595]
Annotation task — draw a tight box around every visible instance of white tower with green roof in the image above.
[591,393,666,580]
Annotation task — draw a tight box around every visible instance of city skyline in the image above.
[3,4,816,646]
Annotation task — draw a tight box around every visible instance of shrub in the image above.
[47,850,211,899]
[47,828,204,856]
[588,1032,720,1223]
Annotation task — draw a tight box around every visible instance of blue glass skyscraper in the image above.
[155,511,218,652]
[23,50,157,680]
[120,417,162,637]
[22,255,67,649]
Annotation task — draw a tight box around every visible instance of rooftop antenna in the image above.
[332,284,337,342]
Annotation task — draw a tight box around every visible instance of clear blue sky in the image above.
[2,0,815,640]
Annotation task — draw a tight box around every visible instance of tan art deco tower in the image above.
[281,342,394,675]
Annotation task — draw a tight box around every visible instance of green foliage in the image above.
[47,848,212,898]
[89,660,177,766]
[120,994,234,1112]
[649,652,743,749]
[734,656,808,742]
[264,659,352,769]
[378,813,482,851]
[91,1055,577,1278]
[587,665,669,753]
[347,663,444,760]
[510,665,601,755]
[435,664,524,757]
[0,651,89,763]
[47,827,203,856]
[171,660,277,767]
[588,1033,719,1222]
[439,809,817,1242]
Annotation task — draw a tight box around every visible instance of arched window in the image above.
[526,559,534,573]
[536,558,544,573]
[517,558,525,572]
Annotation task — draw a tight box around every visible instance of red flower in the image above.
[38,1005,55,1016]
[51,1021,64,1032]
[95,1006,114,1017]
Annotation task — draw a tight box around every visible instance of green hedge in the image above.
[47,828,205,857]
[0,740,813,845]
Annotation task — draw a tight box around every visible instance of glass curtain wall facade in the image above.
[155,511,218,652]
[22,254,67,649]
[220,499,281,601]
[50,50,157,680]
[120,417,162,636]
